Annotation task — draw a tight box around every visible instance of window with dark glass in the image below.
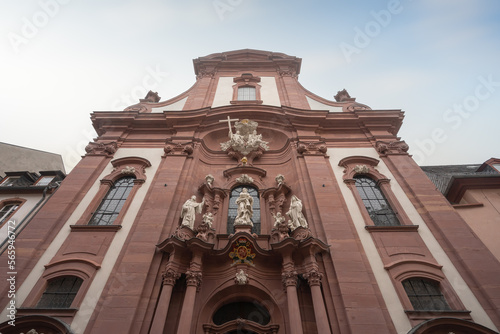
[213,301,270,326]
[88,176,135,225]
[0,203,20,225]
[36,276,83,308]
[354,175,401,226]
[402,278,451,311]
[237,86,256,101]
[227,186,260,234]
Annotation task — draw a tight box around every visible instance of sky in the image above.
[1,0,499,172]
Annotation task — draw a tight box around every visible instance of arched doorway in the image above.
[408,317,499,334]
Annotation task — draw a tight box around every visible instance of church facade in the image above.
[1,49,499,334]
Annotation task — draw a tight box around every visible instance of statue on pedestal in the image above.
[180,195,205,230]
[287,195,308,230]
[234,188,253,226]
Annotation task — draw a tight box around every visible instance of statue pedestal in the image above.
[234,224,253,234]
[291,226,312,241]
[174,225,195,241]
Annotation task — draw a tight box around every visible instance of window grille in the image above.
[403,278,451,311]
[237,87,256,101]
[0,203,20,224]
[89,177,135,225]
[354,175,401,226]
[36,276,83,309]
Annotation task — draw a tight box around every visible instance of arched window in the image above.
[402,278,451,311]
[354,175,400,226]
[228,186,260,234]
[36,276,83,309]
[0,201,21,226]
[88,176,135,225]
[237,86,256,101]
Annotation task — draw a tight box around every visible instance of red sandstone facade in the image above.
[0,49,499,334]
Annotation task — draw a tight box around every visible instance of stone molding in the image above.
[163,141,194,156]
[85,141,118,157]
[375,140,409,156]
[162,268,180,286]
[296,141,328,156]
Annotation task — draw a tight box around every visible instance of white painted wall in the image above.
[306,96,343,112]
[151,96,188,112]
[327,147,498,334]
[212,76,281,108]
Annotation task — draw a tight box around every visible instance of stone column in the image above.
[149,268,180,334]
[176,270,202,334]
[304,269,331,334]
[282,270,304,334]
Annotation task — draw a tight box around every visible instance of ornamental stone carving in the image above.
[375,140,409,155]
[162,268,181,286]
[287,196,308,230]
[303,269,323,286]
[164,141,194,156]
[271,212,290,243]
[282,270,298,287]
[185,270,202,288]
[275,174,285,185]
[296,141,328,156]
[236,174,254,184]
[353,165,370,175]
[220,117,269,156]
[196,213,215,243]
[235,269,249,285]
[205,174,214,187]
[85,141,118,157]
[121,166,136,175]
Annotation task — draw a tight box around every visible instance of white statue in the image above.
[220,117,269,155]
[202,212,214,228]
[180,195,205,230]
[235,269,249,285]
[205,174,214,187]
[234,188,253,226]
[287,195,308,230]
[272,212,286,227]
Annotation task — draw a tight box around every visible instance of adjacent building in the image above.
[0,49,498,334]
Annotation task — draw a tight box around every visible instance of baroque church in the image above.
[1,49,499,334]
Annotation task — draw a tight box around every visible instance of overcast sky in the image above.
[1,0,499,171]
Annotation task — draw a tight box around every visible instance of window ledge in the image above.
[365,225,419,232]
[70,224,122,232]
[230,100,263,105]
[452,203,484,209]
[405,309,471,320]
[17,307,78,317]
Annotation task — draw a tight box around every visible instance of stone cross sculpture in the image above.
[180,195,205,230]
[234,188,253,226]
[220,117,269,155]
[286,195,308,230]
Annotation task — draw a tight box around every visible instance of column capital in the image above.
[186,270,203,289]
[282,270,298,288]
[303,269,323,286]
[162,268,180,286]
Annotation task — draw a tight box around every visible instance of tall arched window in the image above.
[0,201,21,226]
[402,278,451,311]
[228,186,260,234]
[354,175,400,226]
[88,176,135,225]
[36,276,83,309]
